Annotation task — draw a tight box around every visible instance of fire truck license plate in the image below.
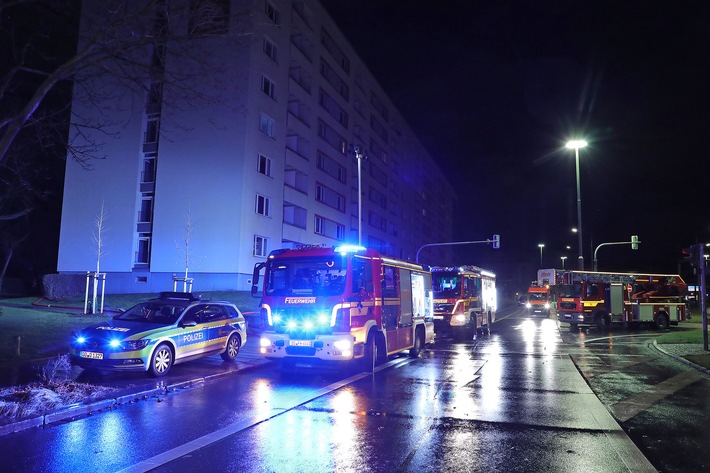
[289,340,312,347]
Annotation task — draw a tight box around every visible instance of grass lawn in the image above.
[656,317,710,370]
[0,292,260,362]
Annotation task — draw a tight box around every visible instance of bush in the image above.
[42,273,86,300]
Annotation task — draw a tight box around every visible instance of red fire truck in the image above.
[252,245,435,371]
[555,270,688,330]
[430,265,496,338]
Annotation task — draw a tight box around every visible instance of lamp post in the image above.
[560,256,567,269]
[566,140,588,270]
[350,145,366,246]
[538,243,545,266]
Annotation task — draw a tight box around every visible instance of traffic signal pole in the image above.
[416,234,500,263]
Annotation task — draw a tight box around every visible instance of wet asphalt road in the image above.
[3,301,680,472]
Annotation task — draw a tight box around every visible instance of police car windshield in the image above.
[266,257,347,296]
[433,273,460,298]
[114,302,185,325]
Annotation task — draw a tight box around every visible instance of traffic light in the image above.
[492,234,500,249]
[631,235,639,250]
[681,245,697,267]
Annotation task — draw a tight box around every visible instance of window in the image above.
[255,194,271,216]
[321,28,350,73]
[144,119,159,144]
[139,198,153,223]
[254,235,268,257]
[257,154,272,177]
[316,183,345,212]
[265,1,280,25]
[283,202,307,229]
[319,59,349,100]
[259,113,274,137]
[136,235,151,264]
[319,88,348,127]
[317,119,346,155]
[263,37,278,62]
[261,75,276,99]
[314,215,345,240]
[317,151,346,183]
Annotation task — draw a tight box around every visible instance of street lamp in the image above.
[566,140,588,270]
[538,243,545,266]
[560,256,567,269]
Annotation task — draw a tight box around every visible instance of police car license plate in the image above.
[289,340,312,347]
[80,351,103,360]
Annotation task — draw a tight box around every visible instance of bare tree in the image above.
[0,0,247,220]
[92,201,108,274]
[174,207,197,292]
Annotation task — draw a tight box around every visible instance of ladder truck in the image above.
[555,270,688,330]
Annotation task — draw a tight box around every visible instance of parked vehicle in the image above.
[70,292,247,377]
[252,245,435,372]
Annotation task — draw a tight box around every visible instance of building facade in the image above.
[57,0,456,293]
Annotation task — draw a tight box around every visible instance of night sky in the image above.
[321,0,708,279]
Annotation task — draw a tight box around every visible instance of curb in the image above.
[0,359,270,437]
[652,340,710,376]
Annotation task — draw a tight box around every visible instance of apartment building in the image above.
[57,0,456,293]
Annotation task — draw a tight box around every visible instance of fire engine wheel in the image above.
[409,330,423,358]
[656,313,670,330]
[362,333,378,373]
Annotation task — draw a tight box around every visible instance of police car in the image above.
[70,292,247,377]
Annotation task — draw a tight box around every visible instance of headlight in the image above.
[544,303,550,309]
[454,314,466,322]
[333,339,352,351]
[525,303,532,309]
[126,339,150,350]
[260,338,272,347]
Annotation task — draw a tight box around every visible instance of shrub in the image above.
[42,273,86,300]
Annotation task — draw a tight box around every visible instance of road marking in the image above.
[116,357,412,473]
[610,370,704,422]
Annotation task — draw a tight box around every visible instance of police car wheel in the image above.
[149,344,173,377]
[221,334,241,361]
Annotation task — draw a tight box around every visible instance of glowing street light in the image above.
[561,256,567,269]
[566,139,588,269]
[538,243,545,266]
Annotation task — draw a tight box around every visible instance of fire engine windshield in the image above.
[433,272,460,298]
[558,284,581,298]
[265,256,347,297]
[528,293,548,301]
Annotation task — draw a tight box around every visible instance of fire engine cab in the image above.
[555,270,688,330]
[252,245,435,371]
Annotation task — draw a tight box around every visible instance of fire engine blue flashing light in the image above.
[318,314,329,324]
[304,320,314,330]
[286,320,297,330]
[334,245,366,255]
[273,314,283,324]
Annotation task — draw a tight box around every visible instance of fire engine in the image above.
[525,285,551,317]
[252,245,435,371]
[430,265,496,338]
[554,270,688,330]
